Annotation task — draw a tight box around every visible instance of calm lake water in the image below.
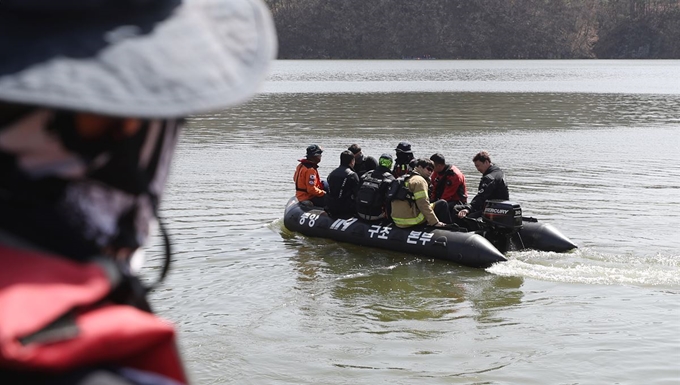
[145,60,680,384]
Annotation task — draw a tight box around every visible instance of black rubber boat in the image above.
[283,197,577,268]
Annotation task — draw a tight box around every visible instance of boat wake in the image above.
[487,248,680,288]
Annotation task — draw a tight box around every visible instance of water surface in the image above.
[146,60,680,384]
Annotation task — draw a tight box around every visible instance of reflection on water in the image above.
[284,229,524,329]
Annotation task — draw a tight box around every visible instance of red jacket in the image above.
[294,159,325,201]
[431,164,468,204]
[0,245,187,383]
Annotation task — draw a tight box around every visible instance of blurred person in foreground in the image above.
[0,0,276,384]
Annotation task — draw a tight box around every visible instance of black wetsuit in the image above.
[353,154,377,177]
[325,165,360,218]
[467,164,509,217]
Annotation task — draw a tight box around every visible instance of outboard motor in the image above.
[481,200,523,252]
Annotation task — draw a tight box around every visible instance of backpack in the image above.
[356,174,387,219]
[357,177,380,206]
[386,175,413,202]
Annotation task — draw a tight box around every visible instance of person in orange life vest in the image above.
[393,141,415,178]
[0,0,276,384]
[294,144,327,207]
[429,153,468,206]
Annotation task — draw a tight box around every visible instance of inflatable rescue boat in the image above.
[283,197,577,268]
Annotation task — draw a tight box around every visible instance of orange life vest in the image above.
[0,245,187,383]
[294,159,325,201]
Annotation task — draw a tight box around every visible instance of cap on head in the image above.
[306,144,323,157]
[378,153,393,168]
[395,141,412,154]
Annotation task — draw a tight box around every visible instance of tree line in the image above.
[264,0,680,59]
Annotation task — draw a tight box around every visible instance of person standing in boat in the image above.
[430,153,468,207]
[0,0,276,383]
[457,151,509,219]
[347,143,377,177]
[391,158,450,228]
[294,144,327,207]
[356,153,395,221]
[325,150,360,218]
[393,141,415,177]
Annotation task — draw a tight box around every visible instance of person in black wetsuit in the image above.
[457,151,509,219]
[326,150,361,218]
[347,143,377,177]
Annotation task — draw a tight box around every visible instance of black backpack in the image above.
[356,175,384,217]
[386,175,413,202]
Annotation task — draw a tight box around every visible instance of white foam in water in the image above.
[487,248,680,287]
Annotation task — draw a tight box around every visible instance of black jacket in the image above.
[353,154,378,177]
[325,165,360,218]
[468,164,509,215]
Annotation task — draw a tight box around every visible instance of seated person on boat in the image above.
[356,153,395,221]
[429,153,468,210]
[325,150,360,218]
[390,158,451,228]
[294,144,326,207]
[347,143,377,177]
[458,151,509,219]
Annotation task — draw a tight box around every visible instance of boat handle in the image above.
[433,237,447,247]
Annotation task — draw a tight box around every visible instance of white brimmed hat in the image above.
[0,0,277,118]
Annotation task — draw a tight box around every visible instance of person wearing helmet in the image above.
[347,143,377,177]
[393,141,415,177]
[355,153,395,221]
[0,0,276,384]
[294,144,327,207]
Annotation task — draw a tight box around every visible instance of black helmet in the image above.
[306,144,323,157]
[395,141,412,154]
